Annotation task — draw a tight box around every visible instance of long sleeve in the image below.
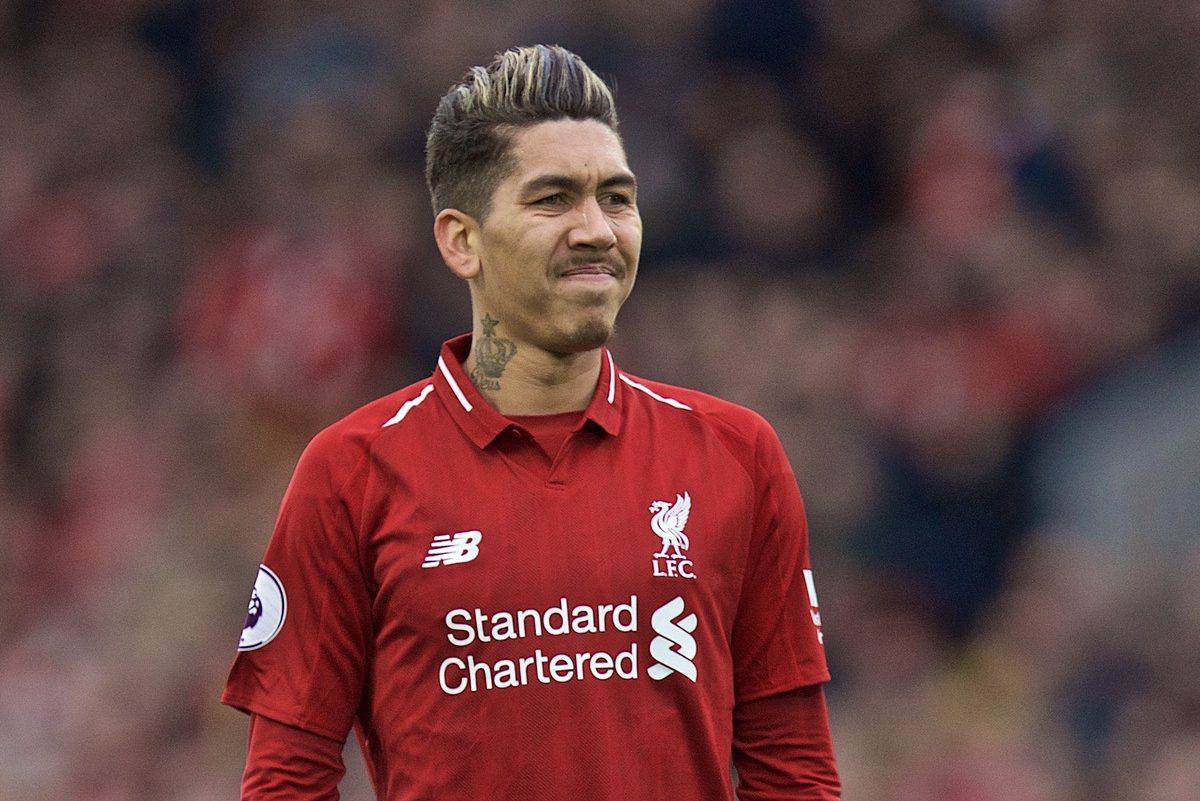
[732,683,841,800]
[241,712,346,800]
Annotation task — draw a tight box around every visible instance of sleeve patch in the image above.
[238,564,288,651]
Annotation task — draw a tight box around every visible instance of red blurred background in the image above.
[1,2,1198,799]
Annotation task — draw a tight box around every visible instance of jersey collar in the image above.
[432,333,624,449]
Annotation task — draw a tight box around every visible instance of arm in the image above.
[733,684,841,800]
[731,417,840,798]
[242,713,345,800]
[222,427,373,768]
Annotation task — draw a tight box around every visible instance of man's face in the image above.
[473,118,642,355]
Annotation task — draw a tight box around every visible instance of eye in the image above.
[533,193,567,206]
[602,192,633,207]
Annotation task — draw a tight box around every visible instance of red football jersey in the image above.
[223,334,830,800]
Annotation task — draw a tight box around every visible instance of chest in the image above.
[361,434,755,640]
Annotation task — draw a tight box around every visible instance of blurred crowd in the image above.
[2,1,1198,799]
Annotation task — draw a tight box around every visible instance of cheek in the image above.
[489,234,561,310]
[503,221,558,260]
[484,229,547,282]
[617,219,643,261]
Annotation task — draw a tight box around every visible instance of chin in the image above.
[553,317,613,354]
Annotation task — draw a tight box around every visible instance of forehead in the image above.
[505,119,629,183]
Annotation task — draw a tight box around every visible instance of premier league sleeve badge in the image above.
[238,564,287,651]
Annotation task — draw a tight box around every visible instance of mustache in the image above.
[556,256,627,278]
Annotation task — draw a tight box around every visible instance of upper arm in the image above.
[730,419,829,702]
[222,429,374,740]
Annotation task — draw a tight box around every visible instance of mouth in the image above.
[556,263,624,289]
[557,261,622,279]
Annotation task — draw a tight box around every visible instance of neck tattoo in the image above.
[470,314,517,394]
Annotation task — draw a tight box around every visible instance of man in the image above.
[223,44,840,800]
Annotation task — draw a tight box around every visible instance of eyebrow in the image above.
[519,171,638,196]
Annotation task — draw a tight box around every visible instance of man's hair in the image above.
[425,44,619,221]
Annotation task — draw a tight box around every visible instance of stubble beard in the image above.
[556,315,614,354]
[499,300,616,357]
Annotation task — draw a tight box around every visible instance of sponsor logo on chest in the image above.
[424,491,705,696]
[437,595,699,695]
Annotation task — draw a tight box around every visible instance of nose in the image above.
[567,196,618,251]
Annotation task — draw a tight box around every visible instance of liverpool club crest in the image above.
[649,492,696,579]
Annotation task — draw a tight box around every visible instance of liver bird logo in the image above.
[650,492,692,559]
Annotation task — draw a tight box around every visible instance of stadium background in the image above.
[2,1,1198,799]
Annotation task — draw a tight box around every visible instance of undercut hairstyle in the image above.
[425,44,619,221]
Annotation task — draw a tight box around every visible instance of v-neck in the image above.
[507,411,584,464]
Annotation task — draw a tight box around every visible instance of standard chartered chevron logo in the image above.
[434,594,703,695]
[648,596,698,682]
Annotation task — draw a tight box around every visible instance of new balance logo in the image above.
[648,596,698,682]
[422,531,482,568]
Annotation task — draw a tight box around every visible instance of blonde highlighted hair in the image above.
[425,45,619,220]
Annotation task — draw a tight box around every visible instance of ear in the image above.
[433,208,482,280]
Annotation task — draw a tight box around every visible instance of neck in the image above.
[463,313,602,416]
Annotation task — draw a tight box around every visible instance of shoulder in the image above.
[295,377,437,487]
[619,371,781,476]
